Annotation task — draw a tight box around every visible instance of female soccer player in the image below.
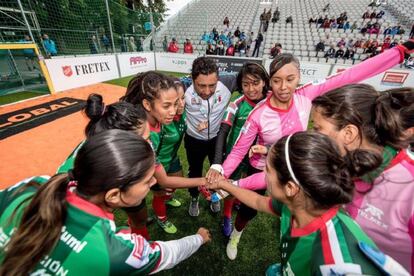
[207,131,390,275]
[205,62,269,237]
[209,39,414,259]
[312,84,414,273]
[0,130,211,275]
[122,71,207,234]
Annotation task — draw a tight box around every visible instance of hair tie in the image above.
[285,134,301,186]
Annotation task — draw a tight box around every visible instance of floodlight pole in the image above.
[105,0,116,53]
[17,0,35,42]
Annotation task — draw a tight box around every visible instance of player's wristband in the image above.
[210,164,224,175]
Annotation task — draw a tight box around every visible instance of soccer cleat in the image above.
[165,198,182,208]
[188,197,200,217]
[157,219,177,234]
[210,201,221,213]
[226,230,242,260]
[222,217,233,237]
[198,185,212,200]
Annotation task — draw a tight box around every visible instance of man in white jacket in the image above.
[184,57,235,216]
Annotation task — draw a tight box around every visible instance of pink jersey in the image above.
[222,46,404,178]
[346,150,414,273]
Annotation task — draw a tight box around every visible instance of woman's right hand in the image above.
[249,144,268,158]
[205,165,223,184]
[197,228,211,244]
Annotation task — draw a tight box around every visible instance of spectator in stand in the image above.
[369,23,380,34]
[270,43,282,58]
[363,39,372,53]
[201,31,210,44]
[272,8,280,26]
[184,39,194,54]
[381,36,391,52]
[90,35,99,54]
[390,26,399,36]
[206,43,215,55]
[234,27,241,38]
[390,39,399,48]
[239,32,246,41]
[315,40,325,55]
[370,10,377,19]
[342,12,348,21]
[252,32,263,57]
[337,38,346,47]
[162,36,168,52]
[343,21,350,31]
[344,47,355,60]
[246,32,253,56]
[127,36,136,52]
[259,9,267,32]
[362,10,370,20]
[397,26,405,35]
[317,16,324,27]
[384,26,392,35]
[371,39,379,51]
[354,39,362,48]
[223,17,230,28]
[285,16,293,27]
[137,37,144,52]
[237,41,246,57]
[215,40,225,55]
[227,32,233,46]
[219,31,227,44]
[376,10,385,18]
[330,20,338,29]
[351,21,358,32]
[309,17,316,25]
[101,35,110,52]
[212,28,219,41]
[335,46,345,58]
[226,43,235,56]
[167,38,179,53]
[324,44,336,58]
[322,18,330,28]
[346,39,354,49]
[264,9,272,32]
[410,24,414,38]
[42,34,57,57]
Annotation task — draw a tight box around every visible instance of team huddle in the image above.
[0,39,414,275]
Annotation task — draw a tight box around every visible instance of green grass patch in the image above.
[115,142,280,275]
[105,71,188,88]
[0,91,47,105]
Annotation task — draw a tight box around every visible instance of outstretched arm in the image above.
[154,165,206,188]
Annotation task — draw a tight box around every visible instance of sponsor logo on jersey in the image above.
[125,234,152,269]
[60,226,87,253]
[358,203,388,229]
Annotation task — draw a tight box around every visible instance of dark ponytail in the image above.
[312,84,414,150]
[0,174,69,276]
[269,132,381,209]
[0,130,155,275]
[84,93,147,137]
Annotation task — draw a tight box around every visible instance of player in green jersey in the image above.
[207,131,393,275]
[205,63,269,239]
[57,93,154,239]
[122,71,208,234]
[0,130,211,276]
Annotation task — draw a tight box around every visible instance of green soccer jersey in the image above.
[0,177,203,275]
[270,199,382,275]
[222,95,256,153]
[157,113,186,171]
[57,141,85,173]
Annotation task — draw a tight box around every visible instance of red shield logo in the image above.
[62,66,73,77]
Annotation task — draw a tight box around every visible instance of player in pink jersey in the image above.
[311,84,414,273]
[210,39,414,260]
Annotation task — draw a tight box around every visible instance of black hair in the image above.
[269,53,300,78]
[191,56,218,80]
[236,62,269,98]
[121,71,175,107]
[84,93,147,138]
[312,84,414,149]
[269,131,381,209]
